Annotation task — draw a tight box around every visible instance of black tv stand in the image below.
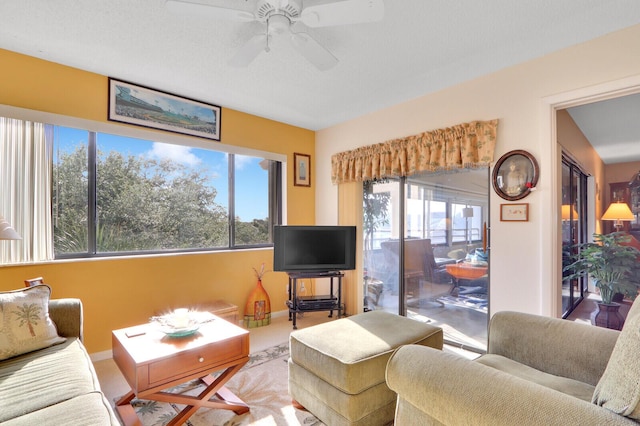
[286,271,344,329]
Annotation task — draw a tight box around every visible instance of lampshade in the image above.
[601,202,635,221]
[561,204,579,220]
[0,216,21,240]
[462,207,474,218]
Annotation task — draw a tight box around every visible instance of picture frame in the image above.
[108,78,221,141]
[492,149,539,201]
[294,153,311,187]
[24,277,44,287]
[500,203,529,222]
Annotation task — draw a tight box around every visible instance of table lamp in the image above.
[0,216,21,240]
[561,204,579,221]
[462,207,474,246]
[601,202,634,231]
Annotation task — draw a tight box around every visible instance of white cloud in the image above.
[235,154,253,170]
[146,143,201,166]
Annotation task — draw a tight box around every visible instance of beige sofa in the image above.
[0,297,120,425]
[386,306,640,425]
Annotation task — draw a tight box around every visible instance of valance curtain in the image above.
[0,117,53,264]
[331,119,498,184]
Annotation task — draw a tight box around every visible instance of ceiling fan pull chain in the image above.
[266,19,272,53]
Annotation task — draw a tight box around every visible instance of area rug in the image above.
[127,343,322,425]
[437,294,488,313]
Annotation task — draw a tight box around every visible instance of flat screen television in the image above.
[273,225,356,272]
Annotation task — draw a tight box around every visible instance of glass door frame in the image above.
[561,155,588,317]
[362,170,490,353]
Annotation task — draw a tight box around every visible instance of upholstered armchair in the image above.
[386,304,640,425]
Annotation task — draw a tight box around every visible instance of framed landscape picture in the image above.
[108,78,221,141]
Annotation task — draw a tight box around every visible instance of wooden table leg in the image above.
[115,391,142,426]
[200,361,250,414]
[120,358,251,426]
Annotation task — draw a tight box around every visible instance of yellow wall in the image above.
[557,109,606,233]
[0,48,316,353]
[605,161,640,188]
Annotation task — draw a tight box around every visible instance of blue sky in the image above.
[55,126,268,221]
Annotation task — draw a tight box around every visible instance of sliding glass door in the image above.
[363,169,489,352]
[561,157,588,316]
[363,178,401,313]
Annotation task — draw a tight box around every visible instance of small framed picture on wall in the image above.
[294,153,311,187]
[500,203,529,222]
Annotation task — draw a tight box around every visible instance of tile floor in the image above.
[566,291,632,322]
[94,296,604,415]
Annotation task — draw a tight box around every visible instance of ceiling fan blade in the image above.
[301,0,384,27]
[229,34,269,67]
[165,0,255,22]
[264,0,289,8]
[290,32,338,71]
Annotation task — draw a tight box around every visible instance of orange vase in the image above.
[243,279,271,328]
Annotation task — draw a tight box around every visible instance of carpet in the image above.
[127,343,322,425]
[437,294,488,313]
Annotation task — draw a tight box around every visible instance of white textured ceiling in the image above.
[1,0,640,136]
[567,93,640,164]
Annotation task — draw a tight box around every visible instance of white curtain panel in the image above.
[0,117,53,264]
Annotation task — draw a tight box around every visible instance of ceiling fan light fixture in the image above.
[268,14,291,36]
[257,0,301,20]
[168,0,385,69]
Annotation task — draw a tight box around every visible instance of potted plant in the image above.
[563,232,640,330]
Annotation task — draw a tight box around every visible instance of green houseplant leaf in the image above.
[563,232,640,304]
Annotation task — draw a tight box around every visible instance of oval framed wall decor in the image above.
[492,150,539,201]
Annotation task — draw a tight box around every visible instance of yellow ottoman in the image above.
[288,310,443,426]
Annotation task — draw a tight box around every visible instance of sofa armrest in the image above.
[488,311,619,386]
[49,298,83,341]
[386,345,633,426]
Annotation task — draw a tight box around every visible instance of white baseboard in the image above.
[271,309,289,319]
[90,349,113,362]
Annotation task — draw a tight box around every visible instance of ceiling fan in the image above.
[165,0,384,71]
